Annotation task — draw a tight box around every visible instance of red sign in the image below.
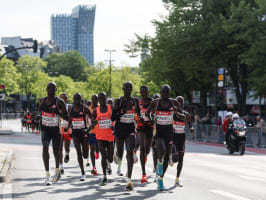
[0,85,5,89]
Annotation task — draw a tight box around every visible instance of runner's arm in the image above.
[172,99,186,121]
[145,99,158,120]
[111,98,122,122]
[89,109,97,130]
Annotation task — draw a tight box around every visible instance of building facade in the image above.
[51,5,96,65]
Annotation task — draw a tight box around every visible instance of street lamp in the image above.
[104,49,116,97]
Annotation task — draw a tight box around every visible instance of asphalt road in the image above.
[0,119,266,200]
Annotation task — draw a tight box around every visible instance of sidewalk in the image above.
[0,147,13,182]
[0,128,13,135]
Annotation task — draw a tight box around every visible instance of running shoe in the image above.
[125,181,133,191]
[116,168,123,176]
[157,163,163,177]
[157,177,164,191]
[141,175,148,183]
[44,176,52,186]
[114,153,121,165]
[64,155,69,163]
[175,178,183,187]
[52,171,61,183]
[60,167,64,175]
[86,161,90,167]
[100,177,107,186]
[133,152,138,164]
[95,152,100,160]
[91,167,98,175]
[80,174,86,181]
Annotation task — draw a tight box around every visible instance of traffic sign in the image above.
[218,75,224,81]
[218,68,224,75]
[0,94,5,100]
[218,81,224,87]
[0,85,5,89]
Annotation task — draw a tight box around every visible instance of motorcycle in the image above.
[226,119,247,155]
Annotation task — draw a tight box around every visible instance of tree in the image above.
[45,51,95,82]
[0,57,21,96]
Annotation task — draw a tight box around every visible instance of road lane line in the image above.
[2,184,12,200]
[210,190,253,200]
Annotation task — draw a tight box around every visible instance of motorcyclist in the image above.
[223,112,233,144]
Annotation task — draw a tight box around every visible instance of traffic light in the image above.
[33,40,38,53]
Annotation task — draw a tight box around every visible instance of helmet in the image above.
[233,113,239,119]
[226,112,233,116]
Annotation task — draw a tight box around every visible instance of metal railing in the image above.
[0,113,22,120]
[187,124,266,148]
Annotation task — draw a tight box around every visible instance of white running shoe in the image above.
[52,171,61,183]
[44,176,52,186]
[175,178,183,187]
[80,175,86,181]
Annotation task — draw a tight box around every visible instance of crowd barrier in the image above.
[0,113,22,120]
[187,124,266,148]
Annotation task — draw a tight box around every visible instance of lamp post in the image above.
[104,50,116,97]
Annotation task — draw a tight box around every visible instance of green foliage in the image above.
[45,51,94,82]
[0,57,21,96]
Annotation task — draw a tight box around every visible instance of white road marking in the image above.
[210,190,253,200]
[2,184,12,200]
[238,175,266,183]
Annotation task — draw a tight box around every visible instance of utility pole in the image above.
[104,50,116,97]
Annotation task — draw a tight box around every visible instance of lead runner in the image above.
[39,82,70,185]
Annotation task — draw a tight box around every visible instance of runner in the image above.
[26,111,32,133]
[59,93,72,174]
[39,82,69,185]
[91,92,114,186]
[151,93,160,181]
[111,81,141,190]
[136,85,153,183]
[146,85,182,191]
[87,94,99,175]
[172,96,193,187]
[69,93,92,181]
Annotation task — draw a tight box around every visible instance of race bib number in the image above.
[173,121,186,134]
[61,119,69,128]
[72,117,85,129]
[156,111,173,125]
[99,119,112,129]
[42,112,58,127]
[120,110,135,123]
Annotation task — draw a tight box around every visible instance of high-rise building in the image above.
[51,5,96,65]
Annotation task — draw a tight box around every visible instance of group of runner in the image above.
[39,81,193,191]
[21,111,40,134]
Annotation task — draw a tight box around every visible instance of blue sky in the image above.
[0,0,167,66]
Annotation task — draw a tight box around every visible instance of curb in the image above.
[0,128,14,135]
[0,149,14,183]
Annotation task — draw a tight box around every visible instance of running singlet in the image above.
[60,104,70,128]
[173,121,186,134]
[96,105,114,142]
[89,106,97,134]
[39,97,59,131]
[70,105,86,133]
[26,114,32,124]
[120,108,135,123]
[155,99,174,141]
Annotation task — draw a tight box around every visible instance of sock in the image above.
[46,171,50,177]
[55,168,59,173]
[128,178,131,183]
[104,175,107,179]
[176,177,179,181]
[65,152,69,156]
[60,163,63,168]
